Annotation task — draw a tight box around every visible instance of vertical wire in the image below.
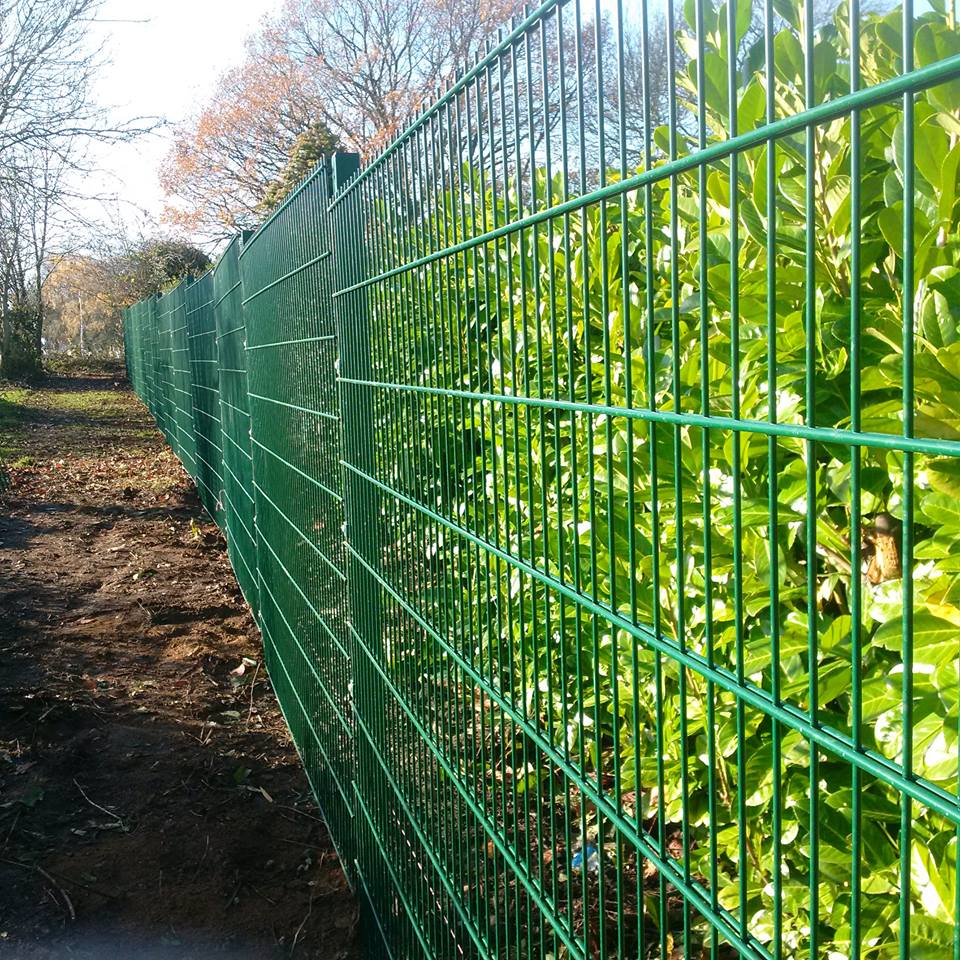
[666,0,689,952]
[437,115,460,934]
[521,25,548,949]
[848,0,863,956]
[900,0,915,957]
[514,24,537,941]
[485,38,513,952]
[633,0,656,953]
[503,22,529,956]
[435,100,460,944]
[413,114,444,954]
[610,0,640,956]
[592,0,611,952]
[448,84,472,945]
[414,120,438,949]
[726,0,748,948]
[610,0,631,948]
[402,131,439,951]
[573,0,594,950]
[453,73,480,939]
[694,0,719,953]
[470,46,498,952]
[802,0,820,950]
[538,13,562,943]
[764,0,783,952]
[553,5,578,945]
[497,33,524,953]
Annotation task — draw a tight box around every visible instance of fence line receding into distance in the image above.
[123,1,960,955]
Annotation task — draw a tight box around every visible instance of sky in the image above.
[82,0,630,246]
[83,0,278,242]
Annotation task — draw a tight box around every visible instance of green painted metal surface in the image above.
[122,2,960,955]
[167,281,198,478]
[153,290,177,451]
[186,272,225,525]
[213,234,259,611]
[238,166,357,868]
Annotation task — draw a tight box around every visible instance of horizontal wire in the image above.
[333,53,960,302]
[342,459,960,826]
[253,479,347,582]
[250,435,343,502]
[338,377,960,457]
[248,392,339,422]
[240,250,332,306]
[246,334,336,352]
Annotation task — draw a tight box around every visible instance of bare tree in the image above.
[0,145,73,375]
[0,0,153,377]
[0,0,111,156]
[161,0,526,237]
[0,171,30,373]
[160,55,340,239]
[271,0,524,152]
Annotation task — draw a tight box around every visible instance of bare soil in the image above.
[0,372,359,959]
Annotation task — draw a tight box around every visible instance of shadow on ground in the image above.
[0,375,358,959]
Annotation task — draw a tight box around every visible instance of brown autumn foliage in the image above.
[43,241,211,355]
[160,50,331,238]
[161,0,524,238]
[43,256,119,354]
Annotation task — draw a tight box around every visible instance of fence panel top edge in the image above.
[238,162,331,261]
[327,0,563,211]
[214,234,242,276]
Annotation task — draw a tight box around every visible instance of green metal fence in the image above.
[186,271,224,524]
[213,234,259,612]
[239,162,358,871]
[123,1,960,955]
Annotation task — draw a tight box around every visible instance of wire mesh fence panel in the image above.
[328,1,960,957]
[154,290,178,455]
[120,1,960,956]
[123,306,134,388]
[238,165,357,867]
[124,299,146,407]
[214,235,259,613]
[137,300,152,409]
[140,298,160,425]
[186,272,225,527]
[167,281,198,480]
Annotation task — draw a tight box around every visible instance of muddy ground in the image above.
[0,370,359,959]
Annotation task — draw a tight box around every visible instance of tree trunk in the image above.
[1,265,13,378]
[0,263,42,380]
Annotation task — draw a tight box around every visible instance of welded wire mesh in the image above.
[124,298,151,406]
[238,167,357,867]
[186,272,225,525]
[153,290,177,451]
[167,281,198,478]
[140,298,160,423]
[214,235,259,612]
[122,1,960,955]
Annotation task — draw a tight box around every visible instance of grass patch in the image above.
[0,387,30,428]
[0,387,31,462]
[0,380,144,466]
[48,389,130,419]
[44,354,125,377]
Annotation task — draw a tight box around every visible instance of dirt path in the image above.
[0,372,358,959]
